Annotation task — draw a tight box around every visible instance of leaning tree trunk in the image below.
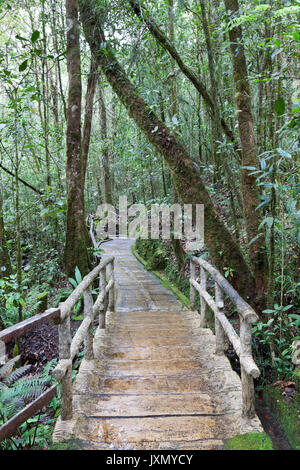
[79,0,265,312]
[128,0,239,159]
[64,0,92,278]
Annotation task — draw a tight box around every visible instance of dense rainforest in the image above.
[0,0,299,451]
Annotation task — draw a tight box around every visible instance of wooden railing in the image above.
[190,256,260,420]
[0,308,60,442]
[52,255,115,420]
[0,255,115,441]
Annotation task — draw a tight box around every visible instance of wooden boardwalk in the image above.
[53,238,262,449]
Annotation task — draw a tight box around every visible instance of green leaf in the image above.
[172,115,179,125]
[16,35,29,42]
[74,266,82,285]
[31,30,40,43]
[276,148,292,159]
[293,32,300,41]
[72,314,83,321]
[274,38,280,48]
[68,277,78,289]
[19,60,28,72]
[274,97,285,116]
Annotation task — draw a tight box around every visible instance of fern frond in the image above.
[3,365,31,386]
[0,355,21,380]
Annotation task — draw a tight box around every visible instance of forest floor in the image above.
[6,318,81,375]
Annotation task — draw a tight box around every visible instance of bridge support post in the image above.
[215,283,226,355]
[58,310,72,420]
[190,260,196,310]
[99,269,106,328]
[200,266,207,327]
[240,319,256,418]
[84,285,94,360]
[107,259,115,312]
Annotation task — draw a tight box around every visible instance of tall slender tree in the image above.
[224,0,269,302]
[64,0,92,277]
[0,188,11,278]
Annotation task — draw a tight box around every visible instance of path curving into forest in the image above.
[53,238,262,450]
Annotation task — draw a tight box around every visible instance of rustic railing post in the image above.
[58,306,72,420]
[107,259,115,311]
[199,266,207,327]
[215,283,226,355]
[0,340,6,365]
[190,259,196,309]
[240,319,256,418]
[84,285,94,360]
[99,268,106,328]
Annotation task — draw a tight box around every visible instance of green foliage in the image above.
[0,357,58,450]
[253,304,299,381]
[135,238,169,270]
[0,274,49,327]
[263,384,300,450]
[61,266,98,320]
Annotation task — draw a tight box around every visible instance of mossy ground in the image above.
[224,432,273,450]
[263,384,300,450]
[48,439,86,450]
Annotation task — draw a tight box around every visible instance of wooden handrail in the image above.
[191,256,258,323]
[0,308,60,344]
[58,255,114,322]
[0,254,115,440]
[190,257,260,420]
[0,309,60,443]
[52,255,115,420]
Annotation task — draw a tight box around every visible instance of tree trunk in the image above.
[224,0,269,304]
[64,0,92,278]
[199,0,222,175]
[0,188,11,277]
[82,58,98,188]
[99,83,113,204]
[79,0,264,311]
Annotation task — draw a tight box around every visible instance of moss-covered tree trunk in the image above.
[79,0,265,312]
[224,0,269,306]
[64,0,92,277]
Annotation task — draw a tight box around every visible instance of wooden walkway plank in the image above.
[52,238,263,449]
